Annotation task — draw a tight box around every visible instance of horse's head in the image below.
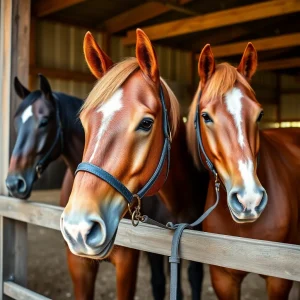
[61,30,179,259]
[6,75,62,199]
[188,43,267,223]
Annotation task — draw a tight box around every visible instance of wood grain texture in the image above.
[122,0,300,44]
[4,282,51,300]
[194,34,300,59]
[33,0,86,17]
[30,66,95,83]
[105,0,192,33]
[1,196,300,282]
[259,57,300,71]
[0,0,30,298]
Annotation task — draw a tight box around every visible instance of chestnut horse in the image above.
[6,75,139,299]
[61,29,208,298]
[187,43,300,299]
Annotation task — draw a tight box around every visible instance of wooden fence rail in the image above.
[1,195,300,283]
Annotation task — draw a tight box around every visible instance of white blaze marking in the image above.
[21,105,33,123]
[89,89,123,162]
[225,87,244,148]
[238,159,260,213]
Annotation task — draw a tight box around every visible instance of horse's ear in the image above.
[198,44,215,89]
[83,31,114,79]
[38,74,53,101]
[136,28,160,85]
[14,77,30,99]
[237,42,257,81]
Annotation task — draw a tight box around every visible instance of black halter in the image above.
[193,91,218,178]
[35,94,64,178]
[75,85,171,212]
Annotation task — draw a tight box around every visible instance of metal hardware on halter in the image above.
[36,165,43,178]
[127,194,144,227]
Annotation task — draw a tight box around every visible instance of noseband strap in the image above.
[75,85,171,206]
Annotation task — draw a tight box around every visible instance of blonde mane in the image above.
[81,57,180,137]
[187,63,254,168]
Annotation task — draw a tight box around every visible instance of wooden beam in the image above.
[29,18,37,90]
[105,0,192,34]
[30,66,95,83]
[259,57,300,71]
[2,196,300,281]
[122,0,300,45]
[195,34,300,59]
[33,0,86,17]
[4,282,51,300]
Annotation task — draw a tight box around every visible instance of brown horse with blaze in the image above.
[187,43,300,299]
[61,29,208,298]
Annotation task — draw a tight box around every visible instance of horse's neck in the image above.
[259,128,300,180]
[158,119,209,223]
[55,93,85,173]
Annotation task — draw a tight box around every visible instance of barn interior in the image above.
[1,0,300,299]
[25,0,300,188]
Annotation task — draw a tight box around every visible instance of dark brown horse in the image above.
[61,29,209,298]
[187,43,300,299]
[6,75,139,300]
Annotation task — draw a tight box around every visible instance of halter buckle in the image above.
[128,194,144,227]
[215,173,220,192]
[36,164,43,178]
[168,128,172,143]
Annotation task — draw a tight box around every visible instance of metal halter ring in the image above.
[128,194,144,227]
[215,173,220,192]
[36,164,43,179]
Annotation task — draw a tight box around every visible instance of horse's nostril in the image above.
[255,191,267,213]
[16,177,27,193]
[230,193,245,214]
[86,220,106,248]
[6,176,26,194]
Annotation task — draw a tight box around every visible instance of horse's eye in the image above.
[138,118,154,132]
[39,117,49,128]
[201,112,213,123]
[257,111,264,122]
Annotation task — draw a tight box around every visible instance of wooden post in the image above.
[29,18,37,91]
[275,72,281,123]
[0,0,31,298]
[289,282,300,300]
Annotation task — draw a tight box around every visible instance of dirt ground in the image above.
[28,190,269,300]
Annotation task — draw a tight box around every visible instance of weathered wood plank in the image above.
[104,0,192,34]
[1,196,300,282]
[289,282,300,300]
[259,57,300,71]
[206,33,300,58]
[194,33,300,60]
[4,282,51,300]
[0,0,30,297]
[33,0,86,17]
[123,0,300,44]
[29,66,95,83]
